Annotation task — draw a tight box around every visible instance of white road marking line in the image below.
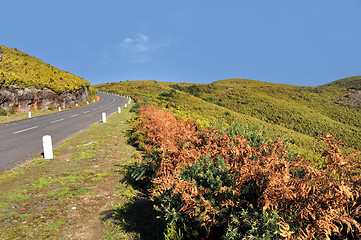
[84,111,90,113]
[70,114,79,118]
[51,118,64,123]
[13,126,39,134]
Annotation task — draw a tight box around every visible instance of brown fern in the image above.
[133,104,361,239]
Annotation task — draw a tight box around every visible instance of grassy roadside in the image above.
[0,100,99,124]
[0,109,59,124]
[0,103,161,239]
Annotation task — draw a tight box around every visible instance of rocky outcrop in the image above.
[0,85,89,112]
[335,89,361,109]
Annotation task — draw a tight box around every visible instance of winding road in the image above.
[0,92,128,172]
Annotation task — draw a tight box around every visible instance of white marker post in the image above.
[28,112,31,118]
[42,135,53,159]
[102,112,106,123]
[87,101,89,105]
[118,107,121,113]
[58,107,61,112]
[124,104,127,108]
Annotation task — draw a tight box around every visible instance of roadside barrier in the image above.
[42,135,53,159]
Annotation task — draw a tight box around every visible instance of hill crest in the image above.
[322,76,361,90]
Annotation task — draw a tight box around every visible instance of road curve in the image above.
[0,92,128,172]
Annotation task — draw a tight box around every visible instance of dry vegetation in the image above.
[129,104,361,239]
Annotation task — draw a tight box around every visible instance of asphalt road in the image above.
[0,92,129,172]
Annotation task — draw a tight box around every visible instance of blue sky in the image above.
[2,0,361,86]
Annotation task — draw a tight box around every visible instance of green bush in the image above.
[224,205,283,240]
[129,102,147,113]
[170,84,186,92]
[88,86,97,99]
[153,157,286,239]
[0,109,8,116]
[213,121,270,147]
[164,222,184,240]
[153,157,234,239]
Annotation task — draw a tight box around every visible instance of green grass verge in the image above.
[0,103,158,239]
[0,101,99,124]
[0,109,58,124]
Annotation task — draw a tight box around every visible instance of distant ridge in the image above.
[322,76,361,90]
[95,78,361,153]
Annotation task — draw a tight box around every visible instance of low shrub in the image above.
[129,104,361,239]
[0,109,8,116]
[129,102,148,113]
[153,157,233,239]
[9,106,16,114]
[224,205,282,240]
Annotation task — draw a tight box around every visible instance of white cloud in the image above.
[117,32,171,63]
[123,38,134,44]
[120,33,151,53]
[122,34,148,47]
[137,34,148,43]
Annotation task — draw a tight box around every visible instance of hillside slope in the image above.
[323,75,361,90]
[95,78,361,153]
[0,45,94,112]
[182,79,361,149]
[0,45,89,93]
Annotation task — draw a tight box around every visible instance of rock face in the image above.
[335,89,361,109]
[0,85,89,112]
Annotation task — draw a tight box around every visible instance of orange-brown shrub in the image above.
[130,104,361,239]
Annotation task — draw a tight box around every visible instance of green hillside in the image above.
[0,45,90,93]
[95,78,361,155]
[181,79,361,148]
[323,75,361,90]
[97,79,361,238]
